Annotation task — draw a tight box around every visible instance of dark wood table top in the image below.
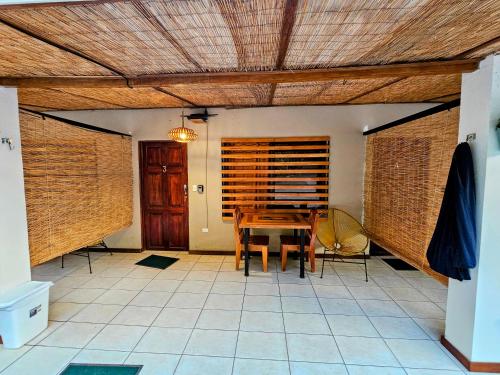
[239,212,311,230]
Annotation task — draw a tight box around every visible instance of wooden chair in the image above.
[234,207,270,272]
[279,210,319,272]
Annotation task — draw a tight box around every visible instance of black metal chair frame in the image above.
[61,240,111,274]
[320,249,368,282]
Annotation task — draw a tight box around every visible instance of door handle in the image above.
[183,184,188,198]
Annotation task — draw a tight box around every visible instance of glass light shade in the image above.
[168,125,198,143]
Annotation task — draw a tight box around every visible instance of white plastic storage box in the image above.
[0,281,53,349]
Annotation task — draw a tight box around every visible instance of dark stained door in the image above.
[140,141,189,251]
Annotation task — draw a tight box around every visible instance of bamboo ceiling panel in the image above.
[162,83,271,106]
[221,136,330,220]
[359,0,500,64]
[0,2,197,75]
[364,107,459,282]
[285,1,430,68]
[18,88,123,110]
[350,75,462,104]
[0,22,111,76]
[285,0,500,69]
[60,87,185,108]
[19,111,133,266]
[142,0,285,71]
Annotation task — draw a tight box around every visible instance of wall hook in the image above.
[1,137,14,150]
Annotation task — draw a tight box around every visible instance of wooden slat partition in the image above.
[221,136,330,220]
[19,111,133,266]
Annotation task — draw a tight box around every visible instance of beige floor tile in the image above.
[70,304,123,323]
[386,339,459,370]
[134,327,192,354]
[290,362,348,375]
[287,333,342,363]
[0,345,31,372]
[185,329,238,357]
[204,294,243,310]
[240,311,284,332]
[40,321,104,348]
[153,307,201,328]
[211,281,245,295]
[86,324,147,351]
[243,295,282,312]
[0,346,78,375]
[335,336,399,366]
[327,314,379,337]
[111,278,151,291]
[111,305,161,326]
[319,298,364,315]
[167,293,207,308]
[369,317,429,339]
[129,291,172,307]
[143,279,181,292]
[125,353,180,375]
[175,355,233,375]
[176,280,213,294]
[196,309,241,330]
[49,302,86,321]
[72,349,129,364]
[236,331,287,360]
[58,288,106,303]
[93,289,139,305]
[358,300,408,317]
[233,358,290,375]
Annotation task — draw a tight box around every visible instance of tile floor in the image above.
[0,251,488,375]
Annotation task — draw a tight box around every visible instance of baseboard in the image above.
[88,247,143,253]
[188,249,369,260]
[440,336,500,373]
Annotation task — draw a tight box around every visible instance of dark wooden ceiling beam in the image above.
[0,59,479,88]
[130,1,203,71]
[455,35,500,58]
[268,0,299,105]
[344,77,406,103]
[153,87,198,107]
[47,88,129,108]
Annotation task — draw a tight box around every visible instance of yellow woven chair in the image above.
[317,208,369,281]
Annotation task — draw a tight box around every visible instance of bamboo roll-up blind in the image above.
[363,107,459,281]
[19,111,133,266]
[221,136,330,220]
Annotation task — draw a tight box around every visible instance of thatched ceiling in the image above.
[1,0,498,110]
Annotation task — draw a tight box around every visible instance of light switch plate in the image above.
[192,185,198,192]
[202,228,209,233]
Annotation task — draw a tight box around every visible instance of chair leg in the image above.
[320,247,327,278]
[262,247,268,273]
[363,251,368,282]
[87,250,92,274]
[281,247,287,272]
[235,245,241,270]
[61,255,64,269]
[310,248,316,273]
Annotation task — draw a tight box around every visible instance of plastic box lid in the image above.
[0,281,53,309]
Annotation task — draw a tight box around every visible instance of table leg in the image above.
[244,228,250,277]
[299,228,305,278]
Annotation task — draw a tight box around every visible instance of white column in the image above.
[445,54,500,363]
[0,88,31,294]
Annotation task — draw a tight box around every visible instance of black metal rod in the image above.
[299,229,305,278]
[363,99,460,136]
[19,107,131,137]
[244,228,250,277]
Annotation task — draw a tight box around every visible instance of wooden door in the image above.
[140,141,189,250]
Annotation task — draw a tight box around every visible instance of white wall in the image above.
[0,88,31,294]
[52,104,434,251]
[445,55,500,363]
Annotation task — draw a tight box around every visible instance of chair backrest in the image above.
[317,208,368,255]
[233,207,243,246]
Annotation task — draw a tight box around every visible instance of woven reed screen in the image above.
[221,136,330,220]
[19,111,133,266]
[364,108,459,280]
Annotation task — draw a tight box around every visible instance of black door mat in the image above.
[382,258,418,271]
[135,255,179,269]
[61,364,142,375]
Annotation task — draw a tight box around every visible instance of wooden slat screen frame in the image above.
[363,107,459,282]
[19,111,133,266]
[221,136,330,220]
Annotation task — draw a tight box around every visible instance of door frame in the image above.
[139,140,189,251]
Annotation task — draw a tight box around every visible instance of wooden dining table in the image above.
[239,212,312,278]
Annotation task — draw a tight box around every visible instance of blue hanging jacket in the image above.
[426,142,477,281]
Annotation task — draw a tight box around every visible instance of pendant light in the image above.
[169,107,198,143]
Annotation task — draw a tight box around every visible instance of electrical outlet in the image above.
[202,228,209,233]
[192,185,198,192]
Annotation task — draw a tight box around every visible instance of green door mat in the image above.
[135,254,179,269]
[61,364,142,375]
